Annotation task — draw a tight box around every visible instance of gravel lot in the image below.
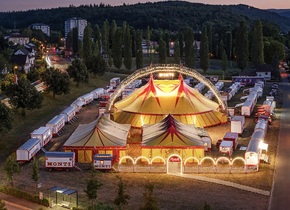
[1,81,281,210]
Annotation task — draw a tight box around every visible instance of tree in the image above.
[178,31,184,58]
[102,20,110,56]
[0,199,7,210]
[83,23,93,62]
[0,102,13,133]
[112,28,123,69]
[184,27,195,68]
[6,78,43,116]
[72,28,79,55]
[235,20,249,71]
[84,170,103,207]
[145,26,151,56]
[202,202,211,210]
[114,176,130,210]
[67,58,89,87]
[124,27,133,70]
[94,24,102,54]
[164,31,170,57]
[139,183,159,210]
[135,30,143,69]
[86,55,107,76]
[264,38,285,64]
[158,38,167,64]
[41,67,70,98]
[222,49,228,79]
[218,40,224,59]
[108,50,113,70]
[207,24,213,53]
[251,20,264,66]
[200,27,209,73]
[3,155,20,186]
[174,40,180,64]
[109,20,117,51]
[271,53,281,80]
[31,157,39,194]
[225,31,232,60]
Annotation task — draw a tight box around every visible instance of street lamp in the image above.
[14,66,18,84]
[14,66,17,75]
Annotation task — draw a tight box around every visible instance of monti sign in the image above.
[46,161,72,167]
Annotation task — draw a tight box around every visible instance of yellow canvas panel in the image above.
[152,149,163,162]
[183,149,194,162]
[161,149,167,158]
[193,148,205,159]
[77,150,85,163]
[106,150,113,155]
[141,149,151,161]
[85,150,92,163]
[98,150,106,154]
[119,150,127,163]
[64,149,71,152]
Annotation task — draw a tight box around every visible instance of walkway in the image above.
[268,78,290,210]
[0,192,65,210]
[169,173,270,196]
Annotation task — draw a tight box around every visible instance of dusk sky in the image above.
[0,0,289,12]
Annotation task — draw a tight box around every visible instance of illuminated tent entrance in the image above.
[140,115,209,163]
[63,115,130,163]
[113,74,227,128]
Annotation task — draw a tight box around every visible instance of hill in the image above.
[268,9,290,18]
[0,1,289,33]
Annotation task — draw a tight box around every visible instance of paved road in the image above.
[268,78,290,210]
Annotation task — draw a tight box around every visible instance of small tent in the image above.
[63,115,130,163]
[141,115,211,162]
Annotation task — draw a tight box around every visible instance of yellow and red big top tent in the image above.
[112,74,227,128]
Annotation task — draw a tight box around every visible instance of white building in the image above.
[31,23,50,37]
[64,17,87,40]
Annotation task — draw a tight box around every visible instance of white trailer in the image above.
[202,137,212,152]
[46,115,66,136]
[16,138,41,162]
[219,140,233,156]
[241,99,255,117]
[110,77,120,87]
[45,151,75,171]
[60,106,77,123]
[93,154,113,170]
[31,126,52,147]
[231,116,245,134]
[245,129,267,166]
[223,132,239,150]
[71,98,85,113]
[91,88,105,100]
[78,92,94,105]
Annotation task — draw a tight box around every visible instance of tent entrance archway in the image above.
[167,154,183,174]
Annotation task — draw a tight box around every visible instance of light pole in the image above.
[14,66,18,84]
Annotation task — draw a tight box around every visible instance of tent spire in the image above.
[178,73,183,81]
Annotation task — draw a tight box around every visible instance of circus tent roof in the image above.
[112,74,227,128]
[63,115,131,148]
[142,114,209,147]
